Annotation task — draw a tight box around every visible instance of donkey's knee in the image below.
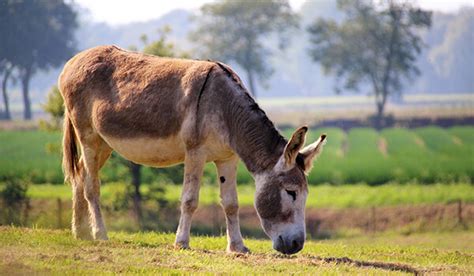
[221,198,239,217]
[181,195,199,214]
[71,182,92,240]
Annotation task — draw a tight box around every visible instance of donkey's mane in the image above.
[216,63,287,173]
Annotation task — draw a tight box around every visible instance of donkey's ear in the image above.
[283,126,308,167]
[300,134,327,173]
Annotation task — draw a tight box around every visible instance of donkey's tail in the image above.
[62,110,80,183]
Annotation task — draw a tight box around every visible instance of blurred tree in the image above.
[191,0,298,97]
[0,61,13,120]
[307,0,431,127]
[0,0,78,120]
[40,85,64,131]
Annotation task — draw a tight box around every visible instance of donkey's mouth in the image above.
[274,235,304,255]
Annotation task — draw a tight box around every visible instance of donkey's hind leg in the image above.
[72,170,93,240]
[77,134,112,240]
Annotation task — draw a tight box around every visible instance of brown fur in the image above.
[59,45,215,140]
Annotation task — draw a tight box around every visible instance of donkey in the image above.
[59,45,326,255]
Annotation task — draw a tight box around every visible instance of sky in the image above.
[75,0,473,25]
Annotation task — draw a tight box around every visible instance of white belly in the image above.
[101,135,186,167]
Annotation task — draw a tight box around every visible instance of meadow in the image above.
[1,227,472,274]
[26,182,474,209]
[1,126,473,185]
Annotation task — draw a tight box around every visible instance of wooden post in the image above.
[457,200,467,229]
[371,207,376,233]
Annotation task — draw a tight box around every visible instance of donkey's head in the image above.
[254,126,326,254]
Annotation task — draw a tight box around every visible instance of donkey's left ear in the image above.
[282,126,308,167]
[300,134,327,173]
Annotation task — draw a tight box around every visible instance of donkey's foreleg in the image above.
[215,156,249,253]
[174,150,206,249]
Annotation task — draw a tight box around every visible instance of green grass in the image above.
[26,182,474,208]
[0,131,63,183]
[1,126,473,185]
[0,227,472,274]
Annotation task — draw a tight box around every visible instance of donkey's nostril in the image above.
[290,238,304,254]
[292,239,298,248]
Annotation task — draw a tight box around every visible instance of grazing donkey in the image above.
[59,45,326,255]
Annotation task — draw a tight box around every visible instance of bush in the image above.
[0,179,30,225]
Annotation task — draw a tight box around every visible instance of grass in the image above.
[1,126,473,185]
[0,226,472,274]
[26,182,474,208]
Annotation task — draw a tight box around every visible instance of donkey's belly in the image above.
[101,135,186,167]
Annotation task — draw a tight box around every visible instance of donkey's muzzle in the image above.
[274,235,304,255]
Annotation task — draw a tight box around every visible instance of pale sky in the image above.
[75,0,473,25]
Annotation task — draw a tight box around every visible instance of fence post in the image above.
[457,199,467,229]
[371,207,376,233]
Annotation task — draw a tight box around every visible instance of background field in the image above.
[1,125,473,185]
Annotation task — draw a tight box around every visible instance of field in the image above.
[26,182,474,208]
[1,227,472,274]
[1,126,473,185]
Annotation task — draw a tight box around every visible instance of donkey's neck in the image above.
[220,88,287,175]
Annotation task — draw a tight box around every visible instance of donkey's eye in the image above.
[285,189,297,201]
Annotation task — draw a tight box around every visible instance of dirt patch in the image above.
[378,138,388,157]
[452,136,463,145]
[305,255,421,275]
[341,135,349,157]
[414,137,425,147]
[192,202,474,238]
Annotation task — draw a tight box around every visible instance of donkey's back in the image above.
[59,45,219,168]
[59,45,214,139]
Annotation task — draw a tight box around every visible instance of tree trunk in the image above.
[21,66,32,120]
[374,89,388,130]
[1,66,12,120]
[130,162,143,228]
[246,68,257,98]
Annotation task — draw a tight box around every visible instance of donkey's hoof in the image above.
[93,232,109,241]
[174,241,190,250]
[227,243,250,254]
[73,229,93,240]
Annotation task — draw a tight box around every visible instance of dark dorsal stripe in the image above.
[214,61,287,173]
[196,66,215,115]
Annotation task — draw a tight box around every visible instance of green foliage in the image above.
[0,179,29,225]
[23,182,474,209]
[139,26,190,58]
[39,85,64,132]
[0,0,78,119]
[307,0,432,120]
[191,0,298,96]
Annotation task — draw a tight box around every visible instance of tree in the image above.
[40,85,64,131]
[307,0,431,126]
[0,61,13,120]
[191,0,298,97]
[0,0,78,120]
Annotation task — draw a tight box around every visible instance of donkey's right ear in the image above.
[282,126,308,168]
